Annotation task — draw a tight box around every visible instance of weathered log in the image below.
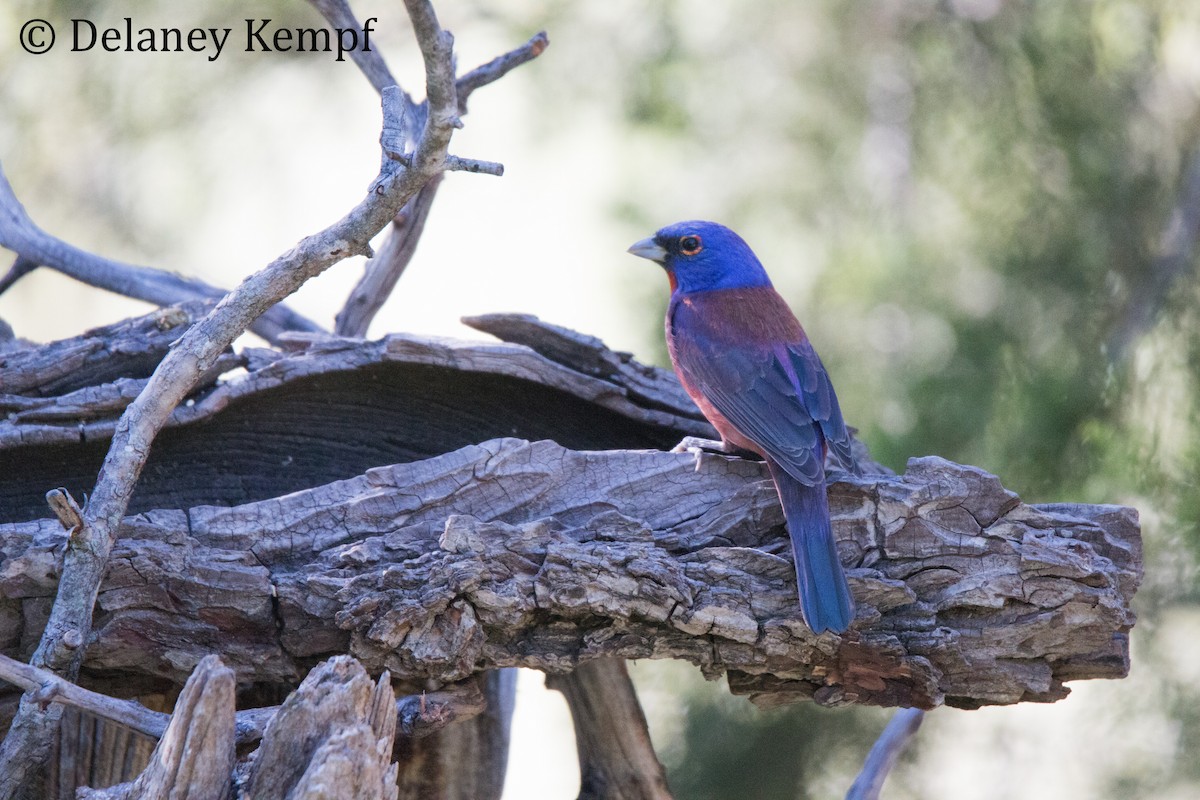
[0,314,713,525]
[0,436,1138,710]
[0,310,1140,713]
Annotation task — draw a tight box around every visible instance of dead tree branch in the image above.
[846,708,924,800]
[0,653,168,745]
[1108,144,1200,360]
[0,314,1140,713]
[0,166,321,346]
[240,657,398,800]
[394,670,514,800]
[307,0,399,95]
[69,655,397,799]
[0,651,484,752]
[335,31,550,338]
[0,308,1142,794]
[547,660,673,800]
[0,2,533,793]
[75,655,236,800]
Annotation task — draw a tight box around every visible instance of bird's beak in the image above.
[627,237,667,263]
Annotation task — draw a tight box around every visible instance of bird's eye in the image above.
[679,235,703,255]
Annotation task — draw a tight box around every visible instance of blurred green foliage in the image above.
[490,0,1200,797]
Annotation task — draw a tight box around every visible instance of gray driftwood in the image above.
[70,653,402,800]
[240,656,398,800]
[76,655,236,800]
[0,309,1141,715]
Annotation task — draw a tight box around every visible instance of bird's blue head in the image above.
[627,220,773,295]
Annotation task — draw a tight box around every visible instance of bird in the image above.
[628,220,856,633]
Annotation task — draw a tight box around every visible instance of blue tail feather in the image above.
[767,459,854,634]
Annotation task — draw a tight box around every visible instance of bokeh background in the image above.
[3,1,1199,798]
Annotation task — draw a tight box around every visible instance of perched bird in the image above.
[628,221,856,633]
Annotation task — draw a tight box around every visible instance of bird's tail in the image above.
[767,459,854,634]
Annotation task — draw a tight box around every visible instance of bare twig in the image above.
[456,31,550,114]
[0,2,485,795]
[0,653,169,743]
[335,180,441,337]
[0,255,36,296]
[445,154,505,175]
[846,709,925,800]
[0,166,322,346]
[547,660,674,800]
[44,488,83,535]
[306,0,400,96]
[334,31,548,338]
[396,679,488,739]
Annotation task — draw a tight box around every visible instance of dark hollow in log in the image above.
[0,313,713,525]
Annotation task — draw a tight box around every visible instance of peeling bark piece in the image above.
[0,303,209,398]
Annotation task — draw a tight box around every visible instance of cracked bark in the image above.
[0,311,1141,715]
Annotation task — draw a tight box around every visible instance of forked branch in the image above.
[0,3,540,795]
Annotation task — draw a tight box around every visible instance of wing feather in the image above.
[670,292,854,485]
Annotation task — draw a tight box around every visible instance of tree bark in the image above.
[0,311,1142,715]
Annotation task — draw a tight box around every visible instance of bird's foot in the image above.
[672,436,737,472]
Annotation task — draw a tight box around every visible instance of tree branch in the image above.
[456,31,550,115]
[846,708,924,800]
[0,653,168,745]
[0,2,494,794]
[334,32,548,338]
[0,165,321,346]
[394,670,515,799]
[0,313,1139,713]
[1108,144,1200,360]
[0,435,1140,709]
[335,179,442,337]
[306,0,400,96]
[547,660,673,800]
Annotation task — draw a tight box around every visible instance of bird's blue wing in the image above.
[672,306,853,485]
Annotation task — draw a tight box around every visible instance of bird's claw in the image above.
[670,436,727,454]
[672,437,732,472]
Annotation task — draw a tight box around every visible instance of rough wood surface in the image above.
[0,311,1141,712]
[76,654,235,800]
[0,314,713,525]
[240,656,397,800]
[0,437,1138,711]
[394,670,514,800]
